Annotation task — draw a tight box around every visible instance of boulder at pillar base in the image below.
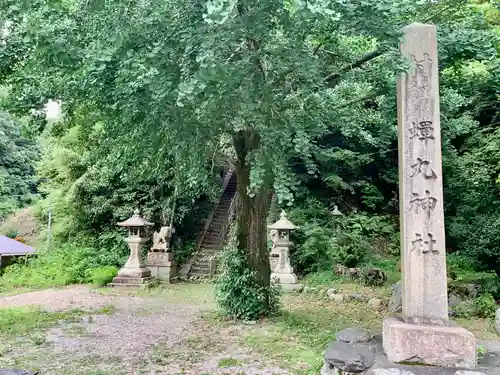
[382,317,476,368]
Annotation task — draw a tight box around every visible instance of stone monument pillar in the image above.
[268,211,302,291]
[109,209,152,288]
[146,226,177,283]
[383,23,476,367]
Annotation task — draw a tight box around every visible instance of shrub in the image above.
[0,243,127,291]
[303,270,342,286]
[215,227,281,320]
[4,229,19,239]
[288,201,398,273]
[88,266,118,286]
[454,293,497,319]
[331,230,370,268]
[449,214,500,277]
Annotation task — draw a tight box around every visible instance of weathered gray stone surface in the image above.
[448,293,462,308]
[349,293,369,303]
[479,340,500,368]
[397,22,448,325]
[327,288,338,298]
[383,318,476,367]
[389,282,402,313]
[331,294,344,303]
[368,298,383,309]
[366,369,488,375]
[366,370,415,375]
[324,341,375,373]
[336,328,372,344]
[384,22,476,369]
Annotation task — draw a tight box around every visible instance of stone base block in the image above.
[383,318,476,368]
[109,275,152,288]
[280,283,304,292]
[147,263,176,283]
[271,272,298,284]
[117,266,151,279]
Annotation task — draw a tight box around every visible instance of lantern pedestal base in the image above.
[108,275,152,288]
[271,272,303,292]
[109,266,152,288]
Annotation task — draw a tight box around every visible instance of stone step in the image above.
[111,276,151,284]
[108,282,150,289]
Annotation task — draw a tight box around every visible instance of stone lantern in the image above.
[110,209,152,287]
[331,205,343,217]
[268,210,302,291]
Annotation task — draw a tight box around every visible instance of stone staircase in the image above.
[187,171,237,278]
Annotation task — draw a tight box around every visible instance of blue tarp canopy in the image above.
[0,235,36,256]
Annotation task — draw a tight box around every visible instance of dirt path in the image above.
[0,286,290,375]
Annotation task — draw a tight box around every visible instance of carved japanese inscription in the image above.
[397,23,449,323]
[411,232,439,255]
[409,190,437,217]
[410,157,437,179]
[409,121,435,140]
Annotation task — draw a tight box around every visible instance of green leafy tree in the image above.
[0,111,39,218]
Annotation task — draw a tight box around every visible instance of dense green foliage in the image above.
[215,226,281,320]
[0,0,499,312]
[0,111,38,219]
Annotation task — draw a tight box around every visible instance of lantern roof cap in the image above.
[118,209,153,227]
[268,210,297,230]
[331,205,343,216]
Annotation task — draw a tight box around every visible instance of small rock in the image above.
[326,288,338,298]
[331,294,344,303]
[448,293,462,308]
[496,308,500,333]
[323,341,375,372]
[465,283,479,298]
[348,293,369,303]
[368,298,382,309]
[0,370,39,375]
[336,328,372,343]
[303,286,316,293]
[365,369,415,375]
[243,320,257,325]
[389,282,402,313]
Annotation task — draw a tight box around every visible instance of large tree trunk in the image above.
[232,130,271,293]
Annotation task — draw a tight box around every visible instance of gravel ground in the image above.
[0,286,290,375]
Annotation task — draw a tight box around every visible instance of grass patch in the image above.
[95,303,115,314]
[218,357,241,368]
[302,271,343,286]
[240,291,389,374]
[0,306,85,336]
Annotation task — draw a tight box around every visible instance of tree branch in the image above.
[323,49,384,84]
[331,91,380,110]
[322,4,454,85]
[313,43,323,56]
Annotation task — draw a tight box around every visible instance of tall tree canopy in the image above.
[0,111,38,219]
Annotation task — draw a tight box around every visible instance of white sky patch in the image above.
[45,100,62,121]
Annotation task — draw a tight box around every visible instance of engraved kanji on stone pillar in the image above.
[382,23,476,368]
[397,23,448,325]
